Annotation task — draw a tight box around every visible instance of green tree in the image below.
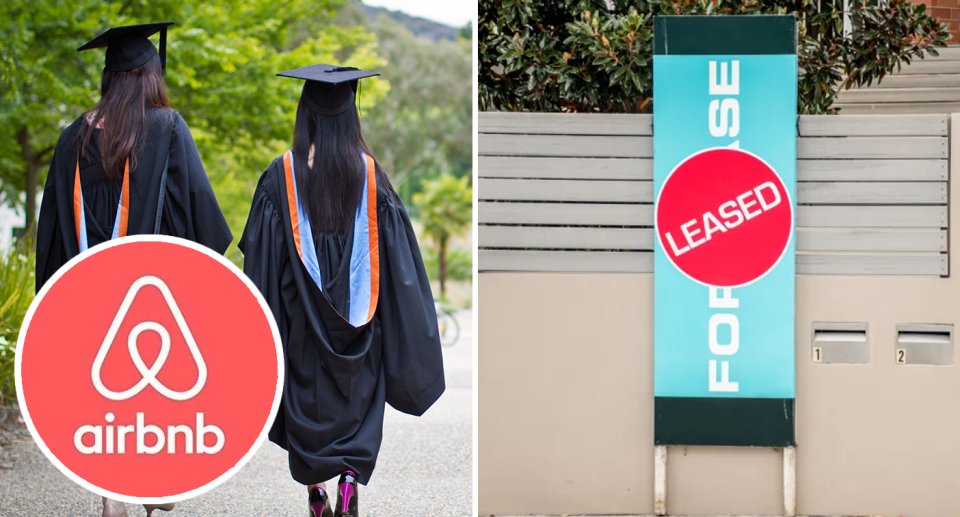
[336,6,472,204]
[412,173,471,299]
[479,0,949,114]
[0,0,387,236]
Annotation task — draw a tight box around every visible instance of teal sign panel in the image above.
[652,15,797,446]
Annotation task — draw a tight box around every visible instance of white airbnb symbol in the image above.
[91,276,207,401]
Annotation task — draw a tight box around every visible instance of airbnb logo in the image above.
[91,276,207,401]
[74,275,223,457]
[16,236,282,503]
[75,412,224,455]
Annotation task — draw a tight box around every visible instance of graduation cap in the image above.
[78,22,174,73]
[277,64,380,116]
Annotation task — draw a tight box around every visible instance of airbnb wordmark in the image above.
[16,236,283,503]
[656,148,793,287]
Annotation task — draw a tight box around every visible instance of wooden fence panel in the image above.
[478,113,950,276]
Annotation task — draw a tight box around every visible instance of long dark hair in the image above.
[292,99,392,236]
[78,53,171,181]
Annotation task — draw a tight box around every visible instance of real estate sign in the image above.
[652,15,798,446]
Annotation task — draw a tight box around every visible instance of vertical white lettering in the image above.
[709,360,740,392]
[709,100,725,137]
[709,99,740,137]
[721,99,739,137]
[709,287,740,309]
[705,58,742,395]
[709,60,740,95]
[709,314,740,355]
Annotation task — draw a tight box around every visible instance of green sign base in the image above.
[654,396,796,447]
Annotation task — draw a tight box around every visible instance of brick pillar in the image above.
[918,0,960,42]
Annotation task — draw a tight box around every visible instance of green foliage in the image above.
[1,1,472,267]
[0,238,35,404]
[460,21,473,41]
[336,6,472,204]
[0,4,472,399]
[479,0,950,114]
[202,142,286,266]
[422,245,472,282]
[0,0,387,232]
[412,173,472,298]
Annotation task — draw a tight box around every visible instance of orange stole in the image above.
[281,150,381,325]
[73,157,130,247]
[363,153,380,324]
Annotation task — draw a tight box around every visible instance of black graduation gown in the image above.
[238,156,445,486]
[36,107,233,292]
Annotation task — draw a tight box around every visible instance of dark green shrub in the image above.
[479,0,949,114]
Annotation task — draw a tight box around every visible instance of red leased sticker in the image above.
[16,236,282,503]
[655,148,793,287]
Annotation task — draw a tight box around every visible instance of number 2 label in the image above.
[896,349,907,364]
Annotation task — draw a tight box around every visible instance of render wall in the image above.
[478,114,960,516]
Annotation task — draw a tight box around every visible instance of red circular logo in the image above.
[655,148,793,287]
[16,236,282,503]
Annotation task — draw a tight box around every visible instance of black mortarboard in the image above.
[277,64,380,116]
[78,22,174,73]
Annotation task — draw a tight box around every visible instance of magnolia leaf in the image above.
[479,0,949,114]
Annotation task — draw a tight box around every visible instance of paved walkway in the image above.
[0,311,473,516]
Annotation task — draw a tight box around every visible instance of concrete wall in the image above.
[477,116,960,515]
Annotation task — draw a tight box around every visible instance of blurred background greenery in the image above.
[0,0,474,402]
[0,239,32,404]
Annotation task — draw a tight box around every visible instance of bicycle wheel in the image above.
[438,309,460,347]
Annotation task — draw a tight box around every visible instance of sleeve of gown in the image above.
[35,148,67,293]
[377,196,446,416]
[238,181,289,337]
[168,113,233,255]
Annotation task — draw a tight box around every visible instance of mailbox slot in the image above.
[812,322,868,364]
[896,324,953,366]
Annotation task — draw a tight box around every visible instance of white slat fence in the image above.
[835,45,960,114]
[478,113,950,276]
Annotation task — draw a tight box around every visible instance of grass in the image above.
[0,238,35,404]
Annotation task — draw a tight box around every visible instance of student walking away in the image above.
[36,21,232,293]
[239,64,445,517]
[33,22,232,517]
